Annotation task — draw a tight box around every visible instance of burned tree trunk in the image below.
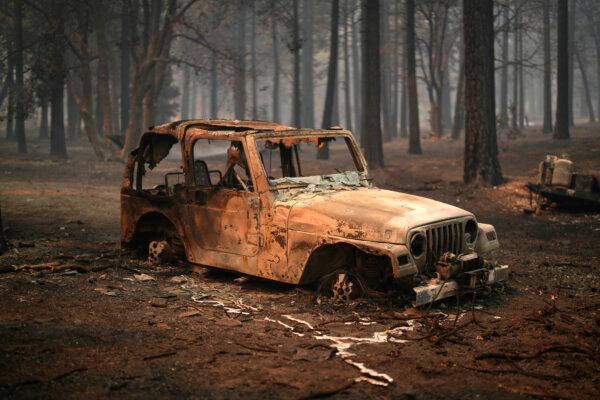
[319,0,340,159]
[351,0,362,135]
[0,205,8,255]
[49,5,67,159]
[406,0,421,154]
[39,95,49,139]
[210,52,219,119]
[451,57,465,140]
[319,0,340,160]
[463,0,502,185]
[181,66,190,119]
[343,0,353,132]
[67,83,81,140]
[361,0,384,167]
[251,1,258,120]
[271,6,280,122]
[543,0,553,133]
[499,6,509,129]
[14,0,27,154]
[301,0,315,128]
[5,38,14,140]
[291,0,302,127]
[120,2,131,134]
[574,46,595,123]
[553,0,570,139]
[380,0,394,142]
[233,0,247,120]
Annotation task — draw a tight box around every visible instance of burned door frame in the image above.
[181,134,262,275]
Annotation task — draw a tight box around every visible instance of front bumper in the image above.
[413,263,509,307]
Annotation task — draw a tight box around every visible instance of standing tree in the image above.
[406,0,421,154]
[233,0,247,120]
[499,5,509,129]
[301,0,315,128]
[463,0,502,185]
[13,0,27,154]
[542,0,553,133]
[319,0,339,160]
[270,3,280,122]
[361,0,384,167]
[290,0,301,127]
[553,0,569,139]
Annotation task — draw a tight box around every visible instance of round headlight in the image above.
[465,219,478,244]
[410,233,425,258]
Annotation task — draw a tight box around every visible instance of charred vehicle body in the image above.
[121,120,508,306]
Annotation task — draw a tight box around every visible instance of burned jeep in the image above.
[121,120,507,306]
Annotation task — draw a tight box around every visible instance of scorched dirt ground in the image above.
[1,126,599,399]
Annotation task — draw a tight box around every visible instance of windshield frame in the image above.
[249,130,369,190]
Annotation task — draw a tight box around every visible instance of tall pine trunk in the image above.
[463,0,502,185]
[351,0,362,135]
[361,0,384,167]
[343,0,353,132]
[406,0,421,154]
[233,0,247,120]
[270,8,280,122]
[568,0,574,126]
[210,52,219,118]
[181,66,190,119]
[251,1,258,120]
[120,2,131,134]
[5,39,14,140]
[319,0,339,160]
[553,0,570,139]
[301,0,315,128]
[499,6,509,128]
[380,0,394,141]
[14,0,27,154]
[39,95,49,139]
[511,8,519,129]
[574,46,595,122]
[291,0,301,127]
[543,0,553,133]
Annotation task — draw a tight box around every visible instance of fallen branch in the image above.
[475,345,591,361]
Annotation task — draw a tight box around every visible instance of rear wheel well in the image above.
[299,243,393,291]
[128,212,183,258]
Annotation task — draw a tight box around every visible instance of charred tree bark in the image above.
[39,95,49,139]
[343,0,352,132]
[319,0,339,160]
[452,46,465,140]
[553,0,569,139]
[499,6,509,128]
[181,66,190,119]
[301,0,315,128]
[291,0,302,127]
[210,52,219,118]
[568,0,574,126]
[511,7,519,130]
[233,0,247,120]
[351,0,362,135]
[518,16,524,129]
[271,6,280,122]
[463,0,502,185]
[574,46,595,122]
[49,6,67,159]
[67,82,80,140]
[120,2,131,134]
[14,0,27,154]
[251,1,258,120]
[5,39,14,140]
[380,0,394,142]
[543,0,553,133]
[361,0,384,167]
[0,206,8,255]
[391,0,400,138]
[406,0,421,154]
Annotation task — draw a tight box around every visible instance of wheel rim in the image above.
[330,272,360,303]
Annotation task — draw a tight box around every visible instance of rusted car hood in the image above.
[282,187,472,244]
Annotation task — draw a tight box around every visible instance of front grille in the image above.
[424,221,465,268]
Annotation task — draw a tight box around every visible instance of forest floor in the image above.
[1,125,599,399]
